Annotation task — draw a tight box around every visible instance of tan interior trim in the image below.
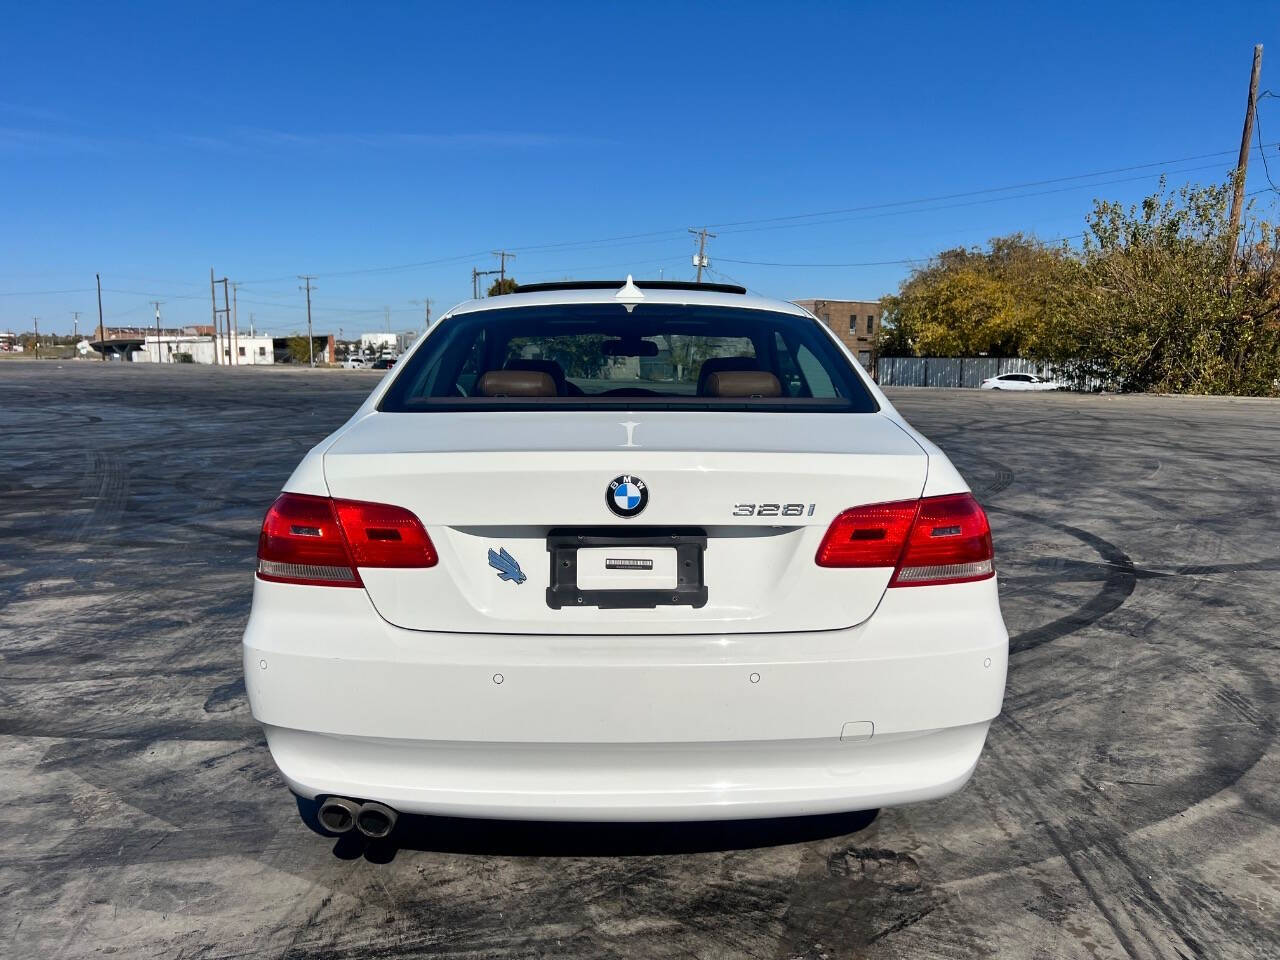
[707,371,782,398]
[477,370,557,397]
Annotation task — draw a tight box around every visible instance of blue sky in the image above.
[2,1,1278,336]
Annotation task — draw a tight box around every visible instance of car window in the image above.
[794,344,838,398]
[381,303,877,413]
[497,333,757,395]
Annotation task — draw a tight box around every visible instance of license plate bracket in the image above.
[546,527,708,610]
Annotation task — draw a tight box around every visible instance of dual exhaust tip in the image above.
[318,797,398,839]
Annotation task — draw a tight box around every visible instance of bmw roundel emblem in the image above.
[607,475,648,518]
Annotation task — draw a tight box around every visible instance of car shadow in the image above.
[303,798,880,863]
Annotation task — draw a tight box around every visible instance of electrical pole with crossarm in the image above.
[492,250,516,289]
[689,227,715,283]
[472,266,500,298]
[299,275,316,366]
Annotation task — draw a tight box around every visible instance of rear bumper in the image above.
[243,578,1007,821]
[263,722,990,821]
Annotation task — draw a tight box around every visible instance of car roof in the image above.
[443,281,812,320]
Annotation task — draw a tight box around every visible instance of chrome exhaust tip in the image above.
[355,801,398,839]
[317,796,361,834]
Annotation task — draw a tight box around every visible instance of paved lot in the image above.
[1,362,1277,959]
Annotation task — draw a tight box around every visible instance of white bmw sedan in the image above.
[243,278,1008,837]
[980,372,1062,391]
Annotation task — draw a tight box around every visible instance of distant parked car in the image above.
[343,356,368,369]
[980,373,1063,391]
[370,357,395,370]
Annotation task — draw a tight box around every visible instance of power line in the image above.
[712,160,1258,239]
[1256,90,1279,193]
[712,190,1270,272]
[720,255,926,268]
[217,145,1278,284]
[705,143,1279,232]
[705,265,767,298]
[6,145,1280,312]
[237,250,491,285]
[0,288,95,297]
[719,233,1087,268]
[517,254,688,280]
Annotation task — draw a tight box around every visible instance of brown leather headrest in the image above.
[477,370,556,397]
[707,370,782,398]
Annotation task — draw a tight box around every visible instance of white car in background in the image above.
[243,278,1008,838]
[980,372,1063,391]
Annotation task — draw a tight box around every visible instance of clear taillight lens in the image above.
[815,492,994,587]
[256,493,436,587]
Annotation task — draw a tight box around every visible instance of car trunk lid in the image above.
[322,411,927,634]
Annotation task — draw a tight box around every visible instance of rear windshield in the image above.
[379,303,877,413]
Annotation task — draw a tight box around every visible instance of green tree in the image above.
[286,336,314,364]
[879,234,1068,357]
[487,277,519,296]
[1046,179,1280,394]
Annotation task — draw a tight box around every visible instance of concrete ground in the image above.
[1,362,1277,960]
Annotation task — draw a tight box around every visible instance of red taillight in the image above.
[332,499,438,567]
[892,493,993,587]
[814,499,919,568]
[257,493,359,587]
[256,493,436,587]
[815,492,994,587]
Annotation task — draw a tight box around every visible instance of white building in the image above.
[359,331,419,356]
[134,333,277,365]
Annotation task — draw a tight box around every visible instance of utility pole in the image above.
[689,227,716,283]
[384,305,392,333]
[208,280,231,371]
[219,279,231,366]
[32,317,39,358]
[411,298,432,329]
[472,266,500,298]
[298,275,316,367]
[231,282,240,366]
[492,250,516,289]
[152,301,164,363]
[1229,44,1264,271]
[210,268,220,365]
[71,311,80,340]
[96,273,105,361]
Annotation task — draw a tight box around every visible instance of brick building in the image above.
[793,299,881,373]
